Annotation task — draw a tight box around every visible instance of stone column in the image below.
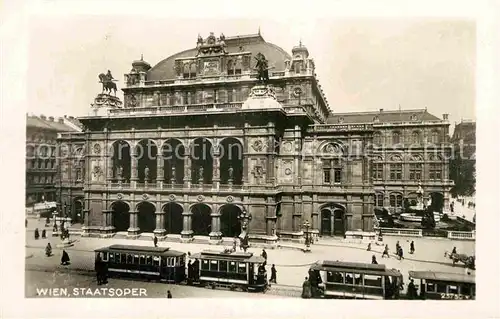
[154,211,166,236]
[156,154,164,189]
[127,211,140,235]
[181,204,193,240]
[209,204,222,241]
[130,149,138,188]
[106,156,113,184]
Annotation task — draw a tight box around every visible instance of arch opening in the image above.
[191,204,212,236]
[429,192,444,213]
[73,198,84,224]
[111,140,131,182]
[220,204,242,237]
[163,203,183,234]
[111,201,130,232]
[320,208,332,236]
[162,139,185,185]
[219,138,243,185]
[137,201,156,233]
[191,138,213,185]
[136,139,157,183]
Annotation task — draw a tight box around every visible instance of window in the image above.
[431,130,440,144]
[213,89,218,103]
[126,254,133,264]
[390,194,403,207]
[323,169,331,183]
[375,193,384,207]
[202,260,210,270]
[153,256,160,266]
[227,60,234,75]
[210,260,218,271]
[133,255,139,264]
[189,63,196,78]
[461,284,472,295]
[333,168,342,183]
[109,253,114,262]
[326,271,344,283]
[429,164,442,180]
[448,285,459,294]
[354,273,363,285]
[392,131,401,145]
[139,255,146,264]
[412,131,421,144]
[227,89,233,102]
[436,283,447,293]
[409,164,422,180]
[238,263,247,274]
[183,64,190,78]
[168,93,175,106]
[426,282,436,292]
[364,274,382,287]
[372,163,383,180]
[219,260,228,272]
[345,273,354,285]
[373,133,382,145]
[183,92,188,105]
[228,261,237,272]
[390,164,403,180]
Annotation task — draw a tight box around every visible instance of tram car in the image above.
[308,260,403,299]
[189,249,268,292]
[408,271,475,300]
[94,245,186,283]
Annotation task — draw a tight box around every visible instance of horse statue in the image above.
[98,70,117,96]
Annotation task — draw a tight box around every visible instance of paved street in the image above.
[25,216,475,297]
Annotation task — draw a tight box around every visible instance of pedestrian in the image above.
[407,279,417,299]
[41,229,46,239]
[382,244,390,258]
[25,219,28,228]
[45,243,52,257]
[301,277,312,299]
[153,235,158,248]
[187,260,193,285]
[261,249,267,261]
[61,250,70,265]
[398,246,404,260]
[34,228,40,240]
[395,240,400,255]
[367,243,371,251]
[45,216,50,227]
[95,253,103,285]
[270,264,277,284]
[410,241,415,254]
[371,255,378,264]
[167,290,172,298]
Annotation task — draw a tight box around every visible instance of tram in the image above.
[408,271,475,300]
[189,250,268,292]
[94,245,186,283]
[308,260,403,299]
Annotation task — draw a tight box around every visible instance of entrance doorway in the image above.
[320,209,332,235]
[112,201,130,232]
[137,201,156,233]
[163,202,183,234]
[333,209,346,237]
[220,204,242,237]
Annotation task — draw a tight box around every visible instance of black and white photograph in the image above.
[1,0,499,318]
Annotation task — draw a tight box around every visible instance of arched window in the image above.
[375,193,384,207]
[431,130,440,144]
[412,131,421,144]
[234,60,242,75]
[189,63,197,78]
[389,193,403,207]
[227,60,234,75]
[392,131,401,145]
[183,63,190,78]
[373,132,382,146]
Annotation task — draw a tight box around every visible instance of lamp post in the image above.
[303,220,311,252]
[238,208,252,251]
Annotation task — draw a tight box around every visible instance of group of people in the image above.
[301,269,322,298]
[186,259,200,284]
[95,253,109,285]
[33,228,47,240]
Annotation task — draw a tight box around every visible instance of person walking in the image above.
[261,249,267,261]
[270,264,277,284]
[366,243,371,251]
[410,241,415,254]
[34,228,40,240]
[153,235,158,248]
[41,229,46,239]
[61,250,70,265]
[371,255,378,264]
[45,243,52,257]
[167,290,172,298]
[395,240,400,256]
[95,253,103,285]
[398,246,404,260]
[382,244,390,258]
[407,279,417,299]
[301,277,312,299]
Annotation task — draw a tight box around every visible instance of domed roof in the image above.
[147,33,292,81]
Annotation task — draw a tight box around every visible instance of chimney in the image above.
[40,114,46,120]
[48,116,54,121]
[58,117,64,123]
[443,113,449,120]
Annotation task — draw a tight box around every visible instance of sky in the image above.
[26,16,475,127]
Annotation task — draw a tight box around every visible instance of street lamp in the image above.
[303,220,311,252]
[238,208,252,250]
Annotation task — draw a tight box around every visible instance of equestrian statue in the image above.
[98,70,117,96]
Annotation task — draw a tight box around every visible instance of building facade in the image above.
[62,32,453,242]
[450,120,476,197]
[26,115,80,206]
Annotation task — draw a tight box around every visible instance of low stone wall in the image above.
[377,227,475,241]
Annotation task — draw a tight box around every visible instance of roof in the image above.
[190,250,266,263]
[95,244,185,257]
[26,115,80,132]
[409,271,475,284]
[310,260,402,277]
[326,109,442,124]
[147,33,292,81]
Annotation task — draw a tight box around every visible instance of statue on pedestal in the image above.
[98,70,118,96]
[198,166,204,184]
[228,165,234,183]
[254,52,271,84]
[416,181,424,209]
[171,166,176,184]
[144,166,150,182]
[116,165,123,180]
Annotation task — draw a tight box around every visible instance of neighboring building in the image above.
[328,109,453,214]
[63,32,453,242]
[25,115,81,206]
[450,120,476,197]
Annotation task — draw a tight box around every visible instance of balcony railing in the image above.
[308,123,374,132]
[107,102,244,116]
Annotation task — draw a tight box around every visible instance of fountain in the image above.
[400,182,440,223]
